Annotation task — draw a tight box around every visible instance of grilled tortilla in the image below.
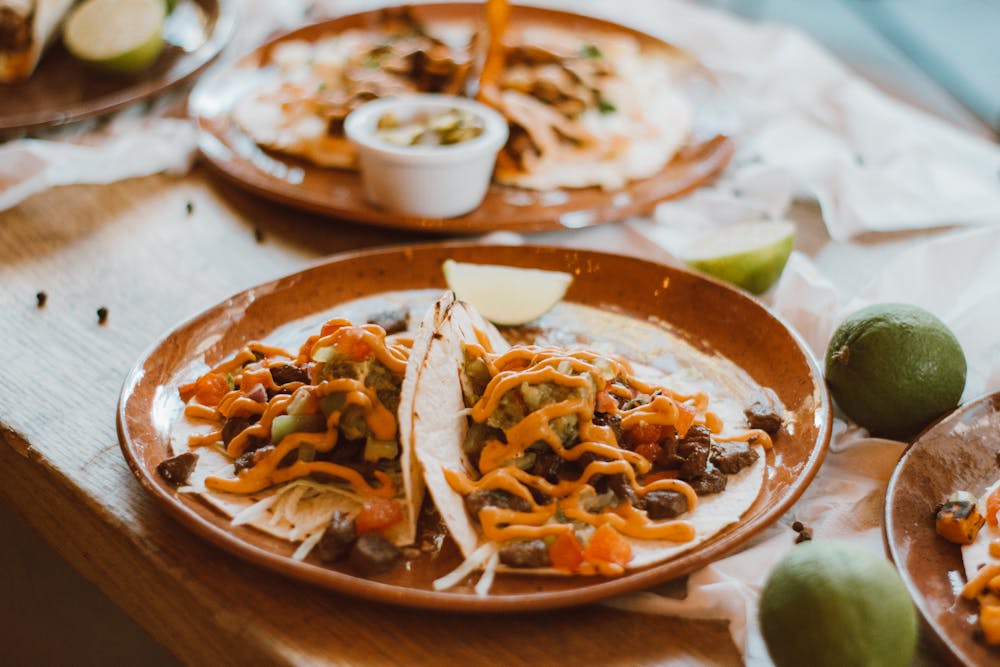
[0,0,75,82]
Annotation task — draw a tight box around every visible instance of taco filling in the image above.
[169,317,423,574]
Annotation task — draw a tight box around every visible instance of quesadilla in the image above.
[411,294,777,589]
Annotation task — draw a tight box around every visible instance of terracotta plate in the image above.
[0,0,235,134]
[188,4,734,233]
[885,392,1000,665]
[118,243,830,611]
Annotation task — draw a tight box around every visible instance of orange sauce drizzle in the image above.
[448,344,765,573]
[180,320,408,500]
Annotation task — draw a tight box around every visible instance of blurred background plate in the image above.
[188,3,734,234]
[0,0,235,133]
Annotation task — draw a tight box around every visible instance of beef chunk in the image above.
[529,450,564,484]
[498,539,551,568]
[269,363,310,386]
[367,306,409,335]
[221,416,255,446]
[677,440,711,479]
[315,512,357,563]
[745,401,782,434]
[643,490,689,519]
[687,467,727,496]
[465,489,532,522]
[711,442,760,475]
[591,411,624,444]
[609,474,641,508]
[682,424,712,445]
[234,444,274,474]
[156,452,198,486]
[349,533,401,576]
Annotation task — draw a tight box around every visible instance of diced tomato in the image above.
[634,441,662,463]
[178,381,198,403]
[625,422,673,447]
[595,390,618,415]
[336,328,372,361]
[674,402,696,438]
[987,488,1000,526]
[194,373,229,406]
[355,498,404,535]
[583,524,632,568]
[548,531,585,572]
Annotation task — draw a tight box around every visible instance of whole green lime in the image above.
[824,302,966,440]
[759,541,918,667]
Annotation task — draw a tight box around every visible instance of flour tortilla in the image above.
[170,316,439,548]
[0,0,76,82]
[411,295,767,572]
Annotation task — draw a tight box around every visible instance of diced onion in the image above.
[231,495,279,526]
[474,551,500,596]
[292,530,325,561]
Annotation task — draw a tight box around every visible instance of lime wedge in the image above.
[64,0,166,75]
[442,259,573,325]
[681,220,795,295]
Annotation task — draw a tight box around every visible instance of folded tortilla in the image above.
[170,315,443,550]
[0,0,76,82]
[412,293,768,576]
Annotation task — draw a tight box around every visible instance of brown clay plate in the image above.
[884,392,1000,666]
[188,4,734,234]
[0,0,235,134]
[117,243,830,611]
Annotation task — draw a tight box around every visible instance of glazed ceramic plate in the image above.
[0,0,235,134]
[118,243,830,611]
[188,4,734,233]
[885,392,1000,665]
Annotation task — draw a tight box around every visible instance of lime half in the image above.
[681,220,795,295]
[442,259,573,326]
[64,0,166,75]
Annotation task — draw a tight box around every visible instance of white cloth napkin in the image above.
[3,0,999,235]
[608,224,1000,664]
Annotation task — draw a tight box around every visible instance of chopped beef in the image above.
[234,444,274,474]
[325,437,365,463]
[465,489,532,522]
[687,467,727,496]
[710,442,760,475]
[677,439,711,480]
[367,306,409,335]
[269,363,310,386]
[349,533,401,576]
[314,512,357,563]
[156,452,198,486]
[529,450,564,484]
[682,424,712,445]
[643,490,689,519]
[591,411,624,445]
[609,473,641,508]
[499,539,551,568]
[745,401,782,434]
[221,416,255,446]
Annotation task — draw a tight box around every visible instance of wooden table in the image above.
[0,2,994,665]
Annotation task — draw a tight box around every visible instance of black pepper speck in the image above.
[254,228,265,243]
[97,307,109,325]
[35,291,47,308]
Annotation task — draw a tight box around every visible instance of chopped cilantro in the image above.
[596,98,617,114]
[580,43,603,59]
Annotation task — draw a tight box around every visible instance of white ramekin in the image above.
[344,94,509,218]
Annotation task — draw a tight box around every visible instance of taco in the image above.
[411,295,777,588]
[166,312,431,573]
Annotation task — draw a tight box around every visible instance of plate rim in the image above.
[187,2,734,234]
[117,241,832,612]
[0,0,237,133]
[883,390,1000,666]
